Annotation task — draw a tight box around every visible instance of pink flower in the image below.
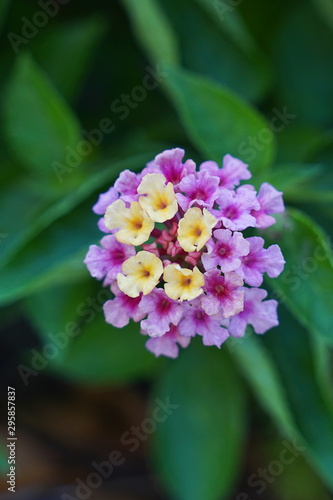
[138,288,184,337]
[84,235,136,285]
[149,148,196,186]
[213,186,260,231]
[114,169,143,203]
[103,283,145,328]
[200,154,251,189]
[202,270,244,317]
[202,229,250,273]
[237,237,285,287]
[252,183,284,228]
[144,324,190,358]
[228,288,279,337]
[176,170,220,211]
[93,186,119,215]
[178,299,229,348]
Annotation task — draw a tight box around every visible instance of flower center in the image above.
[218,245,228,256]
[214,284,226,297]
[224,206,238,220]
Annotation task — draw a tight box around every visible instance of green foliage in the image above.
[264,306,333,489]
[1,0,333,497]
[151,341,246,500]
[3,53,82,181]
[31,16,108,101]
[121,0,179,66]
[266,209,333,345]
[164,66,275,172]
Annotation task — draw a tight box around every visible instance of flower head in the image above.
[85,149,285,358]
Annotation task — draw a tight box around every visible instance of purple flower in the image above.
[114,169,142,203]
[200,154,251,189]
[176,169,220,211]
[178,299,229,348]
[213,186,260,231]
[228,288,279,337]
[138,288,184,337]
[202,229,250,273]
[103,282,145,328]
[237,237,285,287]
[150,148,196,186]
[144,324,191,359]
[84,235,136,285]
[202,270,244,318]
[252,183,285,229]
[93,186,119,215]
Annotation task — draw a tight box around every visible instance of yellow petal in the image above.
[104,200,154,246]
[138,173,178,223]
[163,264,204,301]
[117,251,163,297]
[178,207,217,252]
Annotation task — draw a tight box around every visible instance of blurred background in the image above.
[1,0,333,499]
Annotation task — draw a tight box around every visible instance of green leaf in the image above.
[257,163,327,201]
[32,16,108,101]
[273,4,333,128]
[309,334,333,411]
[164,66,276,173]
[311,0,333,30]
[121,0,179,66]
[0,152,157,268]
[158,0,271,103]
[46,315,159,385]
[0,0,10,32]
[0,199,99,306]
[266,209,333,345]
[3,53,82,178]
[230,332,299,440]
[150,341,246,500]
[263,305,333,491]
[24,280,96,357]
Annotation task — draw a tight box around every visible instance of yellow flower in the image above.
[177,207,217,252]
[117,251,163,297]
[163,264,204,301]
[104,200,154,246]
[138,173,178,223]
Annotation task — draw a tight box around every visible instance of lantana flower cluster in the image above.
[84,148,285,358]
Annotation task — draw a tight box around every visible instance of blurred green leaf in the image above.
[311,0,333,30]
[32,16,108,101]
[121,0,179,66]
[231,332,299,440]
[165,66,275,173]
[0,152,157,268]
[47,315,159,384]
[232,330,333,493]
[24,281,96,358]
[258,163,327,200]
[151,342,246,500]
[264,305,333,491]
[266,209,333,345]
[0,0,10,32]
[158,0,271,103]
[273,4,333,128]
[310,334,333,411]
[3,53,82,178]
[0,199,99,306]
